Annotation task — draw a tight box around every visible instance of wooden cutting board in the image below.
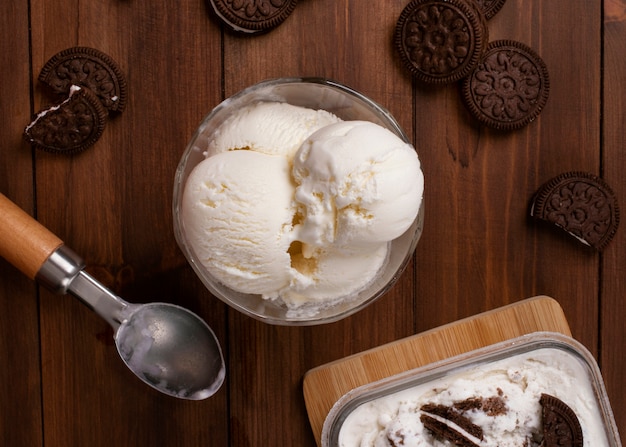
[303,296,572,446]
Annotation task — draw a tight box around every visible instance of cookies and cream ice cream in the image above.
[181,101,424,310]
[336,347,610,446]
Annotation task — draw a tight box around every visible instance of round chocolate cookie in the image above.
[461,40,549,130]
[208,0,297,34]
[394,0,489,84]
[474,0,507,20]
[540,394,583,447]
[38,47,127,113]
[530,172,619,251]
[24,86,108,155]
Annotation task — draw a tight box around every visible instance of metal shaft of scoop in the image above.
[36,244,132,330]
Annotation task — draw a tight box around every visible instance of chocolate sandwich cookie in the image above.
[208,0,297,34]
[461,40,549,130]
[394,0,489,84]
[38,47,127,113]
[420,404,484,446]
[540,394,584,447]
[24,86,108,155]
[474,0,507,20]
[530,172,619,250]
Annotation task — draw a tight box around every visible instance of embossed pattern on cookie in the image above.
[530,171,619,250]
[420,403,484,447]
[394,0,489,84]
[461,39,549,130]
[540,394,584,447]
[474,0,508,19]
[38,47,127,113]
[209,0,298,33]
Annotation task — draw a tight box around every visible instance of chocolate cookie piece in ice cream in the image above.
[420,403,484,446]
[337,346,611,446]
[541,394,584,447]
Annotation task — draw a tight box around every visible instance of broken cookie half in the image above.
[540,394,584,447]
[24,46,126,155]
[24,85,107,155]
[530,171,619,250]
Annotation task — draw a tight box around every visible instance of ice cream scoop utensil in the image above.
[0,193,225,400]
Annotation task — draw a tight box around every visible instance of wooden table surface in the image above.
[1,0,624,445]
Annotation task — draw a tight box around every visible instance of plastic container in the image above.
[322,332,621,446]
[173,78,424,325]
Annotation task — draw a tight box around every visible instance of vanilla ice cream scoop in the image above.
[205,101,341,159]
[282,242,389,308]
[293,120,424,252]
[182,150,296,296]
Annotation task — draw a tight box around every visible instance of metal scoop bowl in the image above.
[0,193,225,400]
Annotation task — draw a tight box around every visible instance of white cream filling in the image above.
[421,411,483,446]
[25,84,82,133]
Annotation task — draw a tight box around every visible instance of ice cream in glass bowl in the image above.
[173,78,424,325]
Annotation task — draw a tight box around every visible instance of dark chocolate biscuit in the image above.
[474,0,507,19]
[420,404,483,446]
[24,86,108,155]
[38,47,127,113]
[540,394,584,447]
[394,0,489,84]
[209,0,297,34]
[530,172,619,250]
[461,39,549,130]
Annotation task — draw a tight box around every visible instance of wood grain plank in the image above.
[0,1,44,445]
[27,0,229,445]
[413,0,603,350]
[602,0,626,437]
[222,1,416,445]
[2,0,621,445]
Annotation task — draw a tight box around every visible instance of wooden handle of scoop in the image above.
[0,193,63,279]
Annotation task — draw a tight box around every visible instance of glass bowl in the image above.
[172,77,424,325]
